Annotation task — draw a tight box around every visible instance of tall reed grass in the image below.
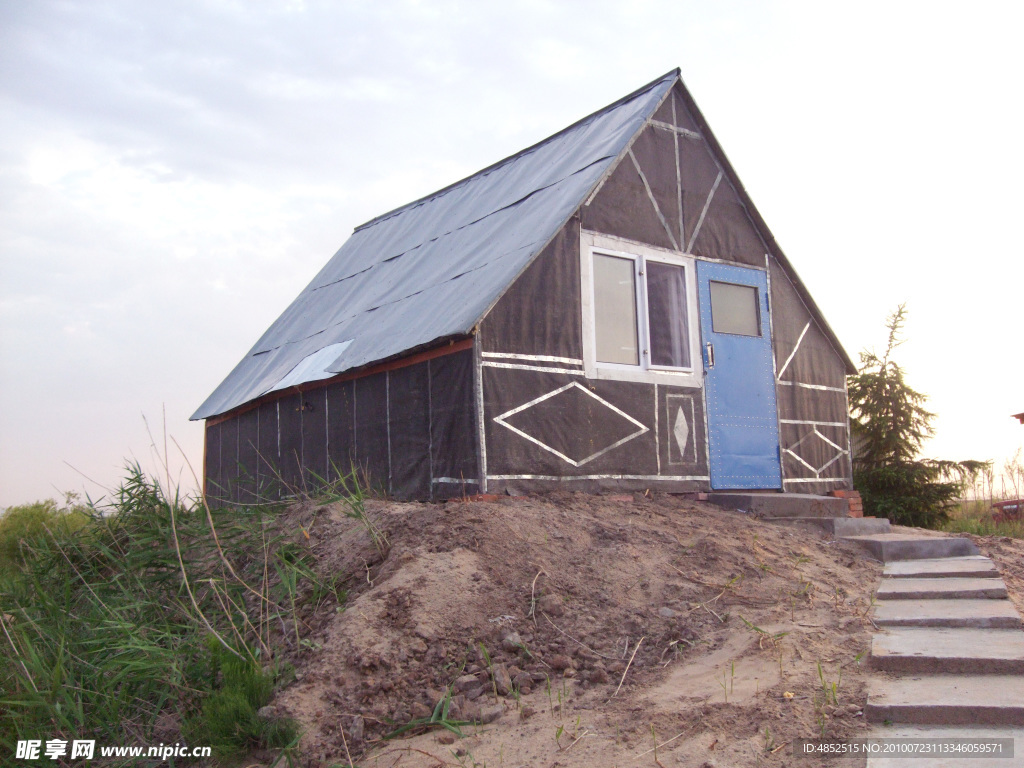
[0,463,353,764]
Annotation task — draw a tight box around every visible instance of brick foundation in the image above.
[830,489,863,518]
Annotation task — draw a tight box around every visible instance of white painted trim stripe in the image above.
[629,149,679,251]
[686,171,722,252]
[672,98,684,246]
[694,254,768,270]
[432,477,480,484]
[654,383,660,475]
[776,320,810,381]
[482,361,586,376]
[782,477,847,484]
[783,448,817,474]
[779,419,848,427]
[650,119,702,139]
[482,352,583,366]
[473,340,487,493]
[816,452,845,474]
[777,381,846,393]
[814,429,846,453]
[487,474,710,482]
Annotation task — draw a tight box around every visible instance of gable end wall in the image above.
[479,82,852,494]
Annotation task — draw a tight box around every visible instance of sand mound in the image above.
[265,492,881,767]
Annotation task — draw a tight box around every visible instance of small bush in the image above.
[0,497,89,572]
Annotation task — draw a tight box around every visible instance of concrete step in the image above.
[877,578,1008,601]
[865,725,1024,767]
[768,516,892,535]
[873,599,1023,629]
[872,628,1024,674]
[832,517,892,536]
[843,533,980,562]
[885,557,999,580]
[704,492,848,518]
[866,674,1024,725]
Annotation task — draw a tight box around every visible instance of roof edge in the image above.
[354,69,681,234]
[192,335,474,423]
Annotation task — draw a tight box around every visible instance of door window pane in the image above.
[593,254,639,365]
[709,281,760,336]
[646,261,690,368]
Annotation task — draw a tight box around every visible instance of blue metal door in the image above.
[697,261,781,489]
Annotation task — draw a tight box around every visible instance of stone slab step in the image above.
[876,578,1008,601]
[866,675,1024,725]
[704,492,848,518]
[884,557,999,579]
[844,533,981,562]
[865,725,1024,767]
[873,599,1023,629]
[872,628,1024,674]
[833,517,892,536]
[768,516,892,535]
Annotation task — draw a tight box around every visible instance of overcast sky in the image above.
[2,0,1022,507]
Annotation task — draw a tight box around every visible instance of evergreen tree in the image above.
[848,305,986,528]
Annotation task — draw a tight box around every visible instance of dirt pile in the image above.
[266,493,883,767]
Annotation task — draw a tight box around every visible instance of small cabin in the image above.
[193,69,856,502]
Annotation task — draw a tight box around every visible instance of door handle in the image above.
[706,342,715,368]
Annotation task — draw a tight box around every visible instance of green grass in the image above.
[0,463,359,765]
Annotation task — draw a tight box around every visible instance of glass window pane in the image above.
[593,254,638,365]
[646,261,690,368]
[710,280,760,336]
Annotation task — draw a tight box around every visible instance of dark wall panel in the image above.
[678,134,764,266]
[669,90,701,133]
[657,385,707,478]
[780,423,852,487]
[205,347,479,504]
[770,260,846,388]
[580,132,676,251]
[483,367,660,478]
[236,408,260,504]
[777,388,848,424]
[580,95,765,268]
[652,94,674,125]
[326,379,355,481]
[257,401,280,500]
[277,393,303,496]
[429,350,479,498]
[769,257,852,490]
[220,417,239,503]
[204,421,223,503]
[387,362,431,498]
[690,198,766,267]
[483,367,711,493]
[301,388,328,488]
[631,124,681,247]
[353,372,389,493]
[479,225,582,360]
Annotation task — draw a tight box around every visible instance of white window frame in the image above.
[580,231,702,387]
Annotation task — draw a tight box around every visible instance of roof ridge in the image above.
[353,68,680,233]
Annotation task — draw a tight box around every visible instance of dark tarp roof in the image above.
[193,69,853,421]
[193,71,678,420]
